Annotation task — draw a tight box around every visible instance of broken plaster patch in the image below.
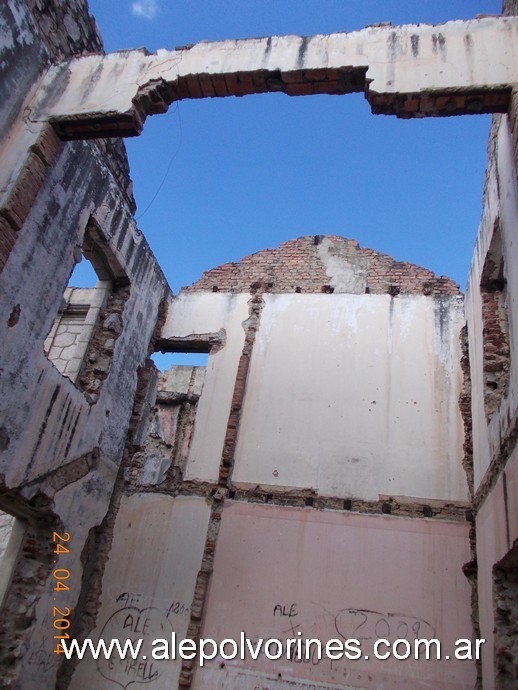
[317,236,368,293]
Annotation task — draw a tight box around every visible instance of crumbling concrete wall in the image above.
[466,113,518,689]
[79,238,474,689]
[463,0,518,682]
[130,365,207,486]
[2,0,518,687]
[25,16,518,139]
[0,2,171,689]
[173,237,468,505]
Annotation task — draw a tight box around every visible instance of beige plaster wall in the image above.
[69,494,210,690]
[161,292,250,482]
[233,293,467,502]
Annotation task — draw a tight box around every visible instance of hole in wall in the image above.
[67,252,99,288]
[151,351,209,372]
[43,220,130,398]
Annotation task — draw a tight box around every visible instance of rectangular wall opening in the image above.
[44,219,130,402]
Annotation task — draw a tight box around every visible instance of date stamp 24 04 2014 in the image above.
[51,531,72,656]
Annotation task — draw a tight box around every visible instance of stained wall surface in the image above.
[465,99,518,688]
[161,292,250,482]
[233,292,467,502]
[193,502,475,690]
[466,114,518,491]
[1,0,518,688]
[69,494,210,690]
[0,2,171,688]
[127,238,472,689]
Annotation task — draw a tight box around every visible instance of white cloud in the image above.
[131,0,159,20]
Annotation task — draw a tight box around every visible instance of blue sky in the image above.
[85,0,502,296]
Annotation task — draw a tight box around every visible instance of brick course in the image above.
[182,235,460,296]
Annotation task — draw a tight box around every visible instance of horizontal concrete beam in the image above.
[29,16,518,139]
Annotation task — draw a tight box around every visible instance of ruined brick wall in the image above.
[127,365,206,487]
[0,0,102,142]
[98,235,470,689]
[2,1,515,687]
[464,6,518,684]
[0,3,171,688]
[504,0,518,185]
[182,235,460,296]
[23,0,103,58]
[0,2,135,275]
[76,284,131,404]
[22,0,136,210]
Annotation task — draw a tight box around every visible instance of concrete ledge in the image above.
[27,16,518,138]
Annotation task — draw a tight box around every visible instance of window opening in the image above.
[44,220,129,400]
[44,256,110,383]
[67,254,99,288]
[134,345,211,485]
[151,351,209,371]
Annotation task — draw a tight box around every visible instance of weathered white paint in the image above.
[466,114,518,490]
[23,460,119,686]
[0,138,168,489]
[30,17,518,128]
[465,112,518,690]
[162,292,249,482]
[233,293,467,502]
[70,494,210,690]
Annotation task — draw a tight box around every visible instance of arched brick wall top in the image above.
[181,235,460,296]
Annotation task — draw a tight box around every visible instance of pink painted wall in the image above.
[476,446,518,689]
[193,502,475,690]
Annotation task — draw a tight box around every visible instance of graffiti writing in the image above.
[96,606,173,689]
[334,608,435,645]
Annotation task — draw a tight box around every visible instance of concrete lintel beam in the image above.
[28,16,518,139]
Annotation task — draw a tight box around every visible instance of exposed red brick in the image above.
[30,125,61,166]
[235,71,256,96]
[285,82,317,96]
[183,75,201,99]
[223,73,240,96]
[210,74,229,97]
[304,68,331,82]
[181,235,460,296]
[198,74,216,98]
[250,71,269,94]
[0,125,62,272]
[281,71,305,84]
